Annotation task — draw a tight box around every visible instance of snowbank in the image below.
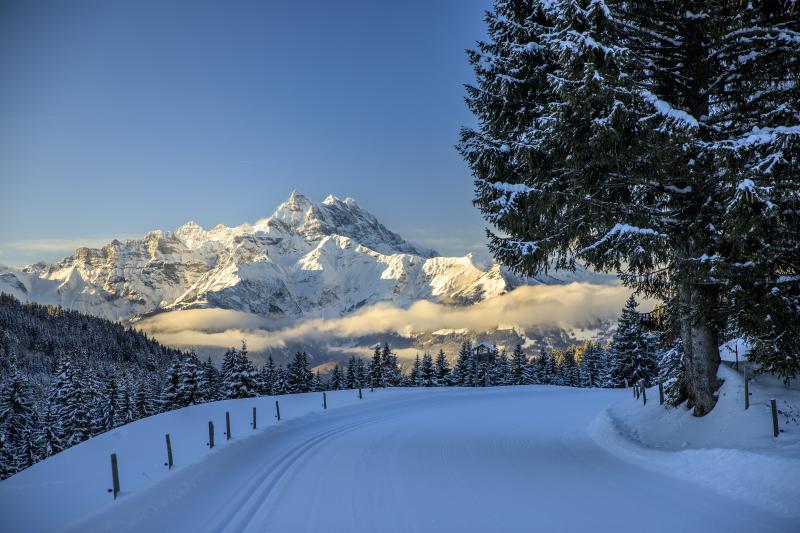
[590,364,800,519]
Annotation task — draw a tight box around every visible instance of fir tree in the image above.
[222,345,258,399]
[286,352,313,393]
[608,296,658,387]
[510,344,528,385]
[434,349,450,385]
[161,359,182,410]
[328,365,344,390]
[381,344,403,387]
[177,352,207,406]
[202,357,221,401]
[272,367,290,395]
[0,365,37,478]
[369,346,384,388]
[99,373,122,431]
[51,359,92,447]
[420,353,435,387]
[409,355,422,387]
[451,342,474,387]
[492,350,510,386]
[258,356,276,396]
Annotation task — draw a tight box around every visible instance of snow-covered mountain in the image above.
[0,191,606,322]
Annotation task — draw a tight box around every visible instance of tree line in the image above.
[1,293,666,480]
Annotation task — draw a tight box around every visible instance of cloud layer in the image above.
[136,282,642,353]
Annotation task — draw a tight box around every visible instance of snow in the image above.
[640,90,699,128]
[2,382,797,532]
[579,223,667,254]
[719,337,750,362]
[591,364,800,520]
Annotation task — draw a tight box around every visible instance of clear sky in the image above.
[0,0,491,267]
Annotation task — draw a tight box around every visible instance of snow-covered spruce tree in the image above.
[409,354,422,386]
[345,357,358,389]
[272,367,289,395]
[98,373,122,431]
[459,0,799,414]
[509,344,528,385]
[38,399,62,459]
[492,350,511,385]
[133,377,157,420]
[202,357,221,401]
[420,352,436,387]
[51,358,92,447]
[579,342,603,388]
[608,296,658,387]
[259,356,276,396]
[535,349,555,385]
[328,364,344,390]
[434,349,451,385]
[0,365,38,478]
[118,373,136,426]
[451,342,474,386]
[369,346,384,388]
[222,345,259,399]
[161,358,182,410]
[381,344,403,387]
[286,351,313,393]
[311,370,322,392]
[177,352,207,406]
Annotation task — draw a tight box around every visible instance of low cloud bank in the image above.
[136,282,642,352]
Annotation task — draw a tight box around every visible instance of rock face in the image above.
[0,192,603,322]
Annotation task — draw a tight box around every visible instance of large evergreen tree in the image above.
[459,0,799,414]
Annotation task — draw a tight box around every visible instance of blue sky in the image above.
[0,0,491,267]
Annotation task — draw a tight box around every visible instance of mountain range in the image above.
[0,191,608,326]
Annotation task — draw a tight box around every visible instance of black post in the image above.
[165,434,173,469]
[275,400,281,421]
[744,365,750,410]
[771,399,779,437]
[323,392,327,410]
[225,411,232,440]
[658,382,664,405]
[109,453,120,499]
[641,380,647,406]
[252,406,257,429]
[358,386,363,399]
[735,344,739,372]
[208,421,214,448]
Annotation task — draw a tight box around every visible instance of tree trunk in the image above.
[678,280,721,416]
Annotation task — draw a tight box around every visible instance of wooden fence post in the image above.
[109,453,120,499]
[252,406,257,430]
[641,380,647,406]
[771,399,780,437]
[323,392,327,410]
[358,386,363,399]
[208,421,214,449]
[275,400,281,421]
[735,344,739,372]
[225,411,232,440]
[165,434,173,469]
[744,365,750,410]
[658,382,664,405]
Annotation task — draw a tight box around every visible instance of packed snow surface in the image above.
[1,384,796,533]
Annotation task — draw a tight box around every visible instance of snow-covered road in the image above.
[53,387,792,533]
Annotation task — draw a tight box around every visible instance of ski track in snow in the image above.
[3,387,796,533]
